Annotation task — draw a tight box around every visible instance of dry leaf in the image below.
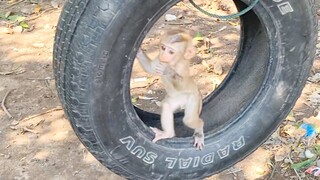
[274,146,290,162]
[283,124,296,136]
[228,21,240,26]
[33,4,42,14]
[201,60,213,72]
[286,111,296,121]
[5,11,12,18]
[308,90,320,105]
[304,115,320,128]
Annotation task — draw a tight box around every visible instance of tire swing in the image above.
[53,0,317,179]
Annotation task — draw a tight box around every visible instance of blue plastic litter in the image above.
[300,123,317,137]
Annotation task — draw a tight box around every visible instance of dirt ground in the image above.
[0,0,320,179]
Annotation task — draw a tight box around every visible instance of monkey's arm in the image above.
[136,49,153,73]
[136,49,164,75]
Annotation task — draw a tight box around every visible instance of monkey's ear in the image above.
[184,46,197,60]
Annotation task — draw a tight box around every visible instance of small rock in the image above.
[51,0,60,8]
[305,149,315,158]
[11,120,19,126]
[213,63,223,75]
[20,7,33,15]
[298,152,306,158]
[13,26,23,33]
[165,14,177,22]
[308,90,320,106]
[73,171,79,176]
[284,158,291,164]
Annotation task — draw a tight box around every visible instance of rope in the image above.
[188,0,260,20]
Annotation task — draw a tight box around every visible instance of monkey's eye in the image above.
[169,50,174,55]
[161,45,166,51]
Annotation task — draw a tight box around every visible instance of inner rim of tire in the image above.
[132,0,269,138]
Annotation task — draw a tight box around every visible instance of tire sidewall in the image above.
[69,0,316,179]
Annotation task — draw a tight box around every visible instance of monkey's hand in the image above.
[150,127,175,142]
[193,132,204,150]
[153,62,167,76]
[163,67,183,80]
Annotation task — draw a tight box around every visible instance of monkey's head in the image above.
[159,29,196,66]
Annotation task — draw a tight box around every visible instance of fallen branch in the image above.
[20,106,63,122]
[5,0,25,9]
[0,71,15,75]
[267,159,276,180]
[27,77,53,80]
[225,167,242,175]
[22,127,39,134]
[0,66,21,75]
[165,22,193,25]
[1,90,13,119]
[287,150,302,180]
[131,78,159,89]
[26,8,56,22]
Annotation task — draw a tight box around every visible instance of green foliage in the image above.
[0,11,30,29]
[291,156,317,170]
[131,97,138,105]
[194,32,204,41]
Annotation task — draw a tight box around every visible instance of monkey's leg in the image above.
[151,96,185,143]
[192,119,204,150]
[183,95,204,150]
[184,117,204,150]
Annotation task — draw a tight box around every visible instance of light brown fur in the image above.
[136,29,204,150]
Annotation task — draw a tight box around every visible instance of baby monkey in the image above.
[136,29,204,150]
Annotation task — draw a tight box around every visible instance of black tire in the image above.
[53,0,317,179]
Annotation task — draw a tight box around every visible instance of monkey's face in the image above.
[159,43,184,66]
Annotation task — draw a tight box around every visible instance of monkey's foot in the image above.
[193,134,204,150]
[150,127,174,143]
